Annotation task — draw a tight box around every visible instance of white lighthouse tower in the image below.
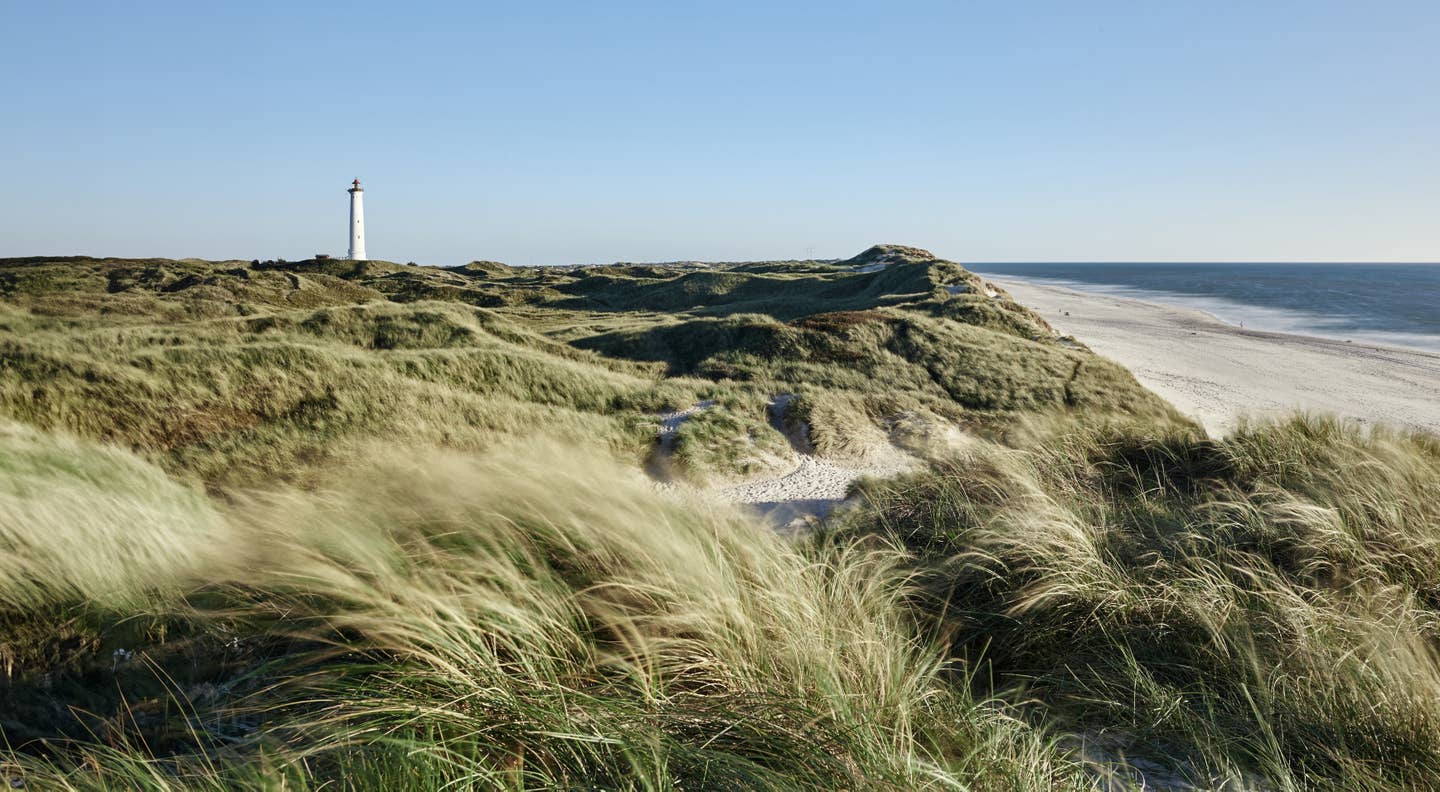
[346,179,367,260]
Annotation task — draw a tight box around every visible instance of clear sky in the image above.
[3,1,1437,265]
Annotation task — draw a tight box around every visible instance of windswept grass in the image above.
[3,246,1437,789]
[833,415,1440,790]
[0,428,1088,790]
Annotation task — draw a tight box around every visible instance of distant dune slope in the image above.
[0,244,1182,488]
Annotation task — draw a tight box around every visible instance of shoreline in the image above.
[991,277,1440,436]
[976,273,1440,356]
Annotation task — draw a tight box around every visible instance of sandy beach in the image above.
[993,278,1440,436]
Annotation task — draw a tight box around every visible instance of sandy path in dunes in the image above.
[652,394,917,527]
[717,446,915,527]
[994,278,1440,436]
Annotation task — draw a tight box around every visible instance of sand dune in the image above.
[652,394,918,528]
[995,278,1440,436]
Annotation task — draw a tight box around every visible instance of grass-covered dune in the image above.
[0,245,1176,487]
[835,417,1440,789]
[1,246,1438,789]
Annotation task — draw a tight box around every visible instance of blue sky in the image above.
[3,1,1437,264]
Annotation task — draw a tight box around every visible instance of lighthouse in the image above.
[346,179,367,260]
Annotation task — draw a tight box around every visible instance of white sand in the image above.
[994,278,1440,436]
[718,447,916,527]
[652,394,917,527]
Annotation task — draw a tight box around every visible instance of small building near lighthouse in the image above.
[347,179,367,261]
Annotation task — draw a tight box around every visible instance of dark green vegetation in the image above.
[1,245,1436,789]
[836,417,1440,790]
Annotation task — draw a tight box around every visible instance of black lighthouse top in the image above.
[348,178,363,192]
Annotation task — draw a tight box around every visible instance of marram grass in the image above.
[0,430,1085,790]
[3,249,1439,789]
[833,414,1440,790]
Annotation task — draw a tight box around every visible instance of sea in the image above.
[970,263,1440,355]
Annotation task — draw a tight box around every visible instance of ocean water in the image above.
[971,263,1440,354]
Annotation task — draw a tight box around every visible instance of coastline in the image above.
[976,272,1440,355]
[991,277,1440,436]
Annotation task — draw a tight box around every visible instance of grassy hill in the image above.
[0,245,1176,488]
[1,246,1437,789]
